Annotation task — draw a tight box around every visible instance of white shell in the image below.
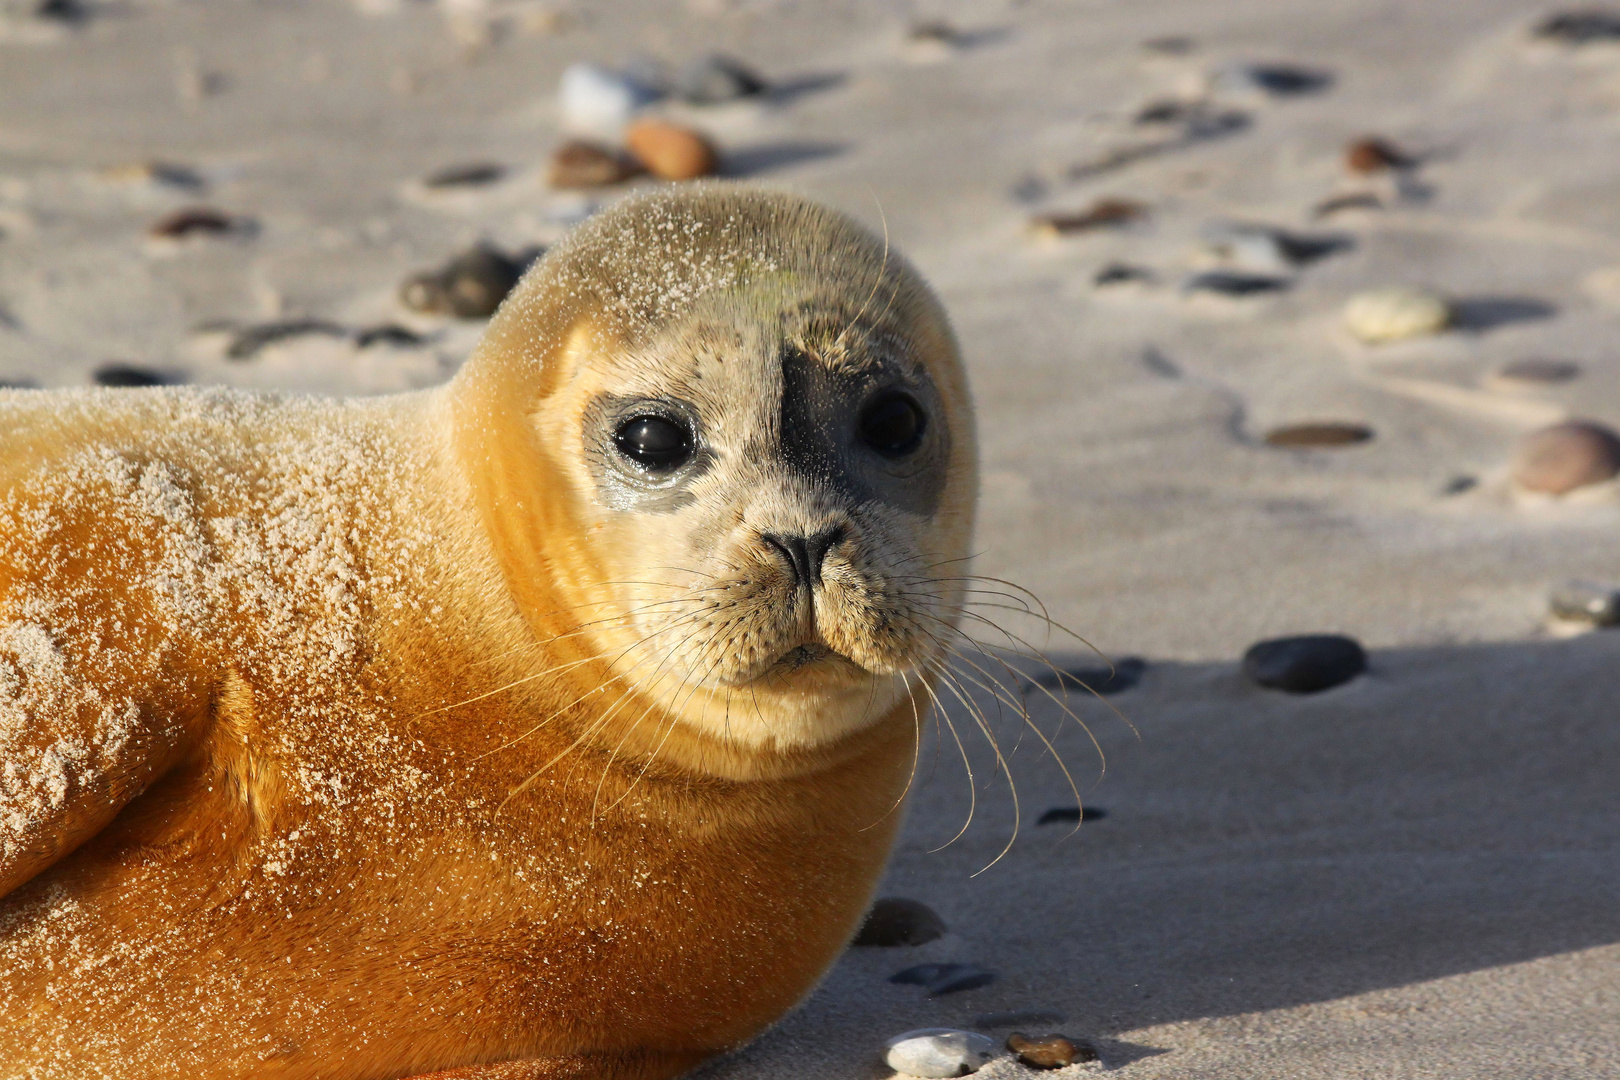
[883,1028,998,1078]
[558,63,657,137]
[1343,286,1452,343]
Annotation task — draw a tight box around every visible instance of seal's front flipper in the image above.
[0,621,211,901]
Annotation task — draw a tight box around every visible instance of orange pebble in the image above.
[625,119,718,181]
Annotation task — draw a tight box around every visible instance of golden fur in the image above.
[0,186,977,1079]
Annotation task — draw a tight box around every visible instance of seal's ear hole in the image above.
[614,414,694,472]
[859,392,927,457]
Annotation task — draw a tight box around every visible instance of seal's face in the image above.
[461,188,977,754]
[533,298,971,751]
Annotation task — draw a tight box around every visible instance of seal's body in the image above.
[0,188,976,1079]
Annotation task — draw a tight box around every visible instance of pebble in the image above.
[1486,358,1581,391]
[1343,286,1452,343]
[100,161,204,190]
[1006,1033,1097,1069]
[355,323,426,349]
[1037,806,1107,826]
[547,139,642,189]
[1142,35,1197,55]
[890,963,997,996]
[1200,222,1346,274]
[1345,136,1412,174]
[1030,657,1145,695]
[1549,580,1620,626]
[1094,263,1154,286]
[1510,420,1620,494]
[674,54,767,104]
[625,119,718,181]
[1535,10,1620,44]
[1029,198,1146,238]
[92,363,168,387]
[1263,422,1374,448]
[852,897,947,947]
[1313,193,1382,218]
[1242,635,1367,694]
[558,62,659,136]
[400,245,527,318]
[148,207,238,239]
[1183,270,1288,297]
[226,319,346,360]
[1213,62,1332,98]
[883,1029,998,1079]
[423,161,505,189]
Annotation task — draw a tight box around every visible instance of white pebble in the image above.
[1343,286,1452,343]
[1347,284,1451,344]
[884,1028,998,1078]
[558,63,658,137]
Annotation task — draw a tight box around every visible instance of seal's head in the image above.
[454,186,975,757]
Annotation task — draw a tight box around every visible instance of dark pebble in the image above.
[1141,35,1196,55]
[853,897,947,947]
[889,963,996,996]
[1549,580,1620,626]
[355,323,427,349]
[1030,657,1145,695]
[1134,98,1194,124]
[1094,263,1154,286]
[1242,634,1367,694]
[148,207,238,239]
[1263,422,1374,448]
[93,363,169,387]
[1313,193,1383,218]
[1030,198,1146,238]
[34,0,86,22]
[674,54,767,104]
[423,162,505,189]
[401,246,526,319]
[1441,475,1478,495]
[0,377,39,389]
[1183,270,1289,296]
[226,319,346,360]
[1536,10,1620,43]
[1006,1033,1097,1069]
[547,139,642,190]
[907,19,966,46]
[1223,63,1334,96]
[1345,136,1412,174]
[1492,358,1580,387]
[1036,806,1107,826]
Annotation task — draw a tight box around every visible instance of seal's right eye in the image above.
[614,415,693,472]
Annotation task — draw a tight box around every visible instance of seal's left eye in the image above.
[859,392,927,457]
[614,415,693,472]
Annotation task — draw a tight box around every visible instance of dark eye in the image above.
[859,392,927,457]
[613,414,693,471]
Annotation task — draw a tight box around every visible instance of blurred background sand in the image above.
[1,1,1616,1076]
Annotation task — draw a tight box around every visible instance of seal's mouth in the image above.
[760,641,869,682]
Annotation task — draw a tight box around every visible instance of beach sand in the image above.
[1,0,1616,1076]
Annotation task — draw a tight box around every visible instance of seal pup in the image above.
[0,185,977,1079]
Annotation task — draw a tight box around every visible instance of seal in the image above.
[0,185,977,1079]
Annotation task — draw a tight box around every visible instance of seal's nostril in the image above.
[762,526,845,587]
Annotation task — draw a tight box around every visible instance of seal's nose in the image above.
[762,526,846,588]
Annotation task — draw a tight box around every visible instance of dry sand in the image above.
[1,0,1617,1076]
